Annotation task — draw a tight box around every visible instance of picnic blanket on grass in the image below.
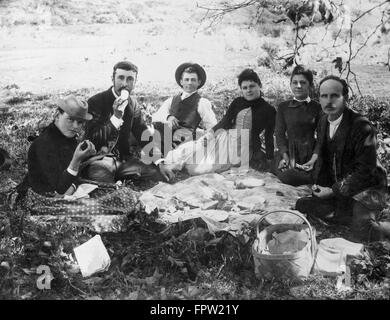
[25,185,140,233]
[140,168,312,239]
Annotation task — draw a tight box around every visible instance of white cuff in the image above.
[110,115,124,129]
[67,167,78,176]
[154,158,165,166]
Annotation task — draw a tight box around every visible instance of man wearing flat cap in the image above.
[85,60,174,182]
[24,95,96,195]
[152,62,217,154]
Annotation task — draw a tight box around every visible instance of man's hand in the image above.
[167,115,180,130]
[312,186,334,199]
[113,96,128,119]
[158,163,176,182]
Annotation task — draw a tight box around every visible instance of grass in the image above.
[0,83,389,300]
[0,0,389,301]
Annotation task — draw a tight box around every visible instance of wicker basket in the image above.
[252,210,317,281]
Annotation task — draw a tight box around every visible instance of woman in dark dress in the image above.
[275,65,322,186]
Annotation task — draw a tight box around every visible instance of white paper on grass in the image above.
[314,238,364,276]
[73,235,111,277]
[319,238,364,257]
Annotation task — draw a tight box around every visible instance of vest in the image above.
[169,92,202,130]
[324,123,343,185]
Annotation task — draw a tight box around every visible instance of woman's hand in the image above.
[278,153,289,171]
[312,185,334,199]
[300,153,318,172]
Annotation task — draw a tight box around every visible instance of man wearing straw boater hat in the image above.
[152,62,217,154]
[295,76,389,241]
[24,95,96,195]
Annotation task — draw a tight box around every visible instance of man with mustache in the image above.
[85,61,174,182]
[295,75,389,241]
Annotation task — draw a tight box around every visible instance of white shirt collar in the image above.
[328,113,343,125]
[112,87,119,98]
[182,90,197,100]
[293,96,311,103]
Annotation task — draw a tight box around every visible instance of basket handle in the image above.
[256,210,316,258]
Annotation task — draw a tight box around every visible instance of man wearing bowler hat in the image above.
[24,95,96,195]
[152,62,217,154]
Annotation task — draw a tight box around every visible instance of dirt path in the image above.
[0,23,259,97]
[0,23,388,98]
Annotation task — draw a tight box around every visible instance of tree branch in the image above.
[352,0,389,23]
[352,14,389,61]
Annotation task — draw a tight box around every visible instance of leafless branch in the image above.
[387,47,390,71]
[352,0,389,23]
[332,21,345,47]
[342,24,362,96]
[352,14,389,61]
[197,0,390,95]
[252,6,265,26]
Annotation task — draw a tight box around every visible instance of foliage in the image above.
[198,0,390,95]
[1,84,390,300]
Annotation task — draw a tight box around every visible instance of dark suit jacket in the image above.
[85,87,149,160]
[315,107,387,198]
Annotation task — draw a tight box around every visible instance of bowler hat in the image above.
[175,62,207,89]
[56,95,92,121]
[0,148,12,171]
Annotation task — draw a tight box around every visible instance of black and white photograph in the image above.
[0,0,389,306]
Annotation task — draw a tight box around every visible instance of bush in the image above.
[349,96,390,137]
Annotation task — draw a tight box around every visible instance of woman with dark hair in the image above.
[162,68,276,175]
[275,65,322,186]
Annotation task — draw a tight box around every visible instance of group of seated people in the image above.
[16,60,389,241]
